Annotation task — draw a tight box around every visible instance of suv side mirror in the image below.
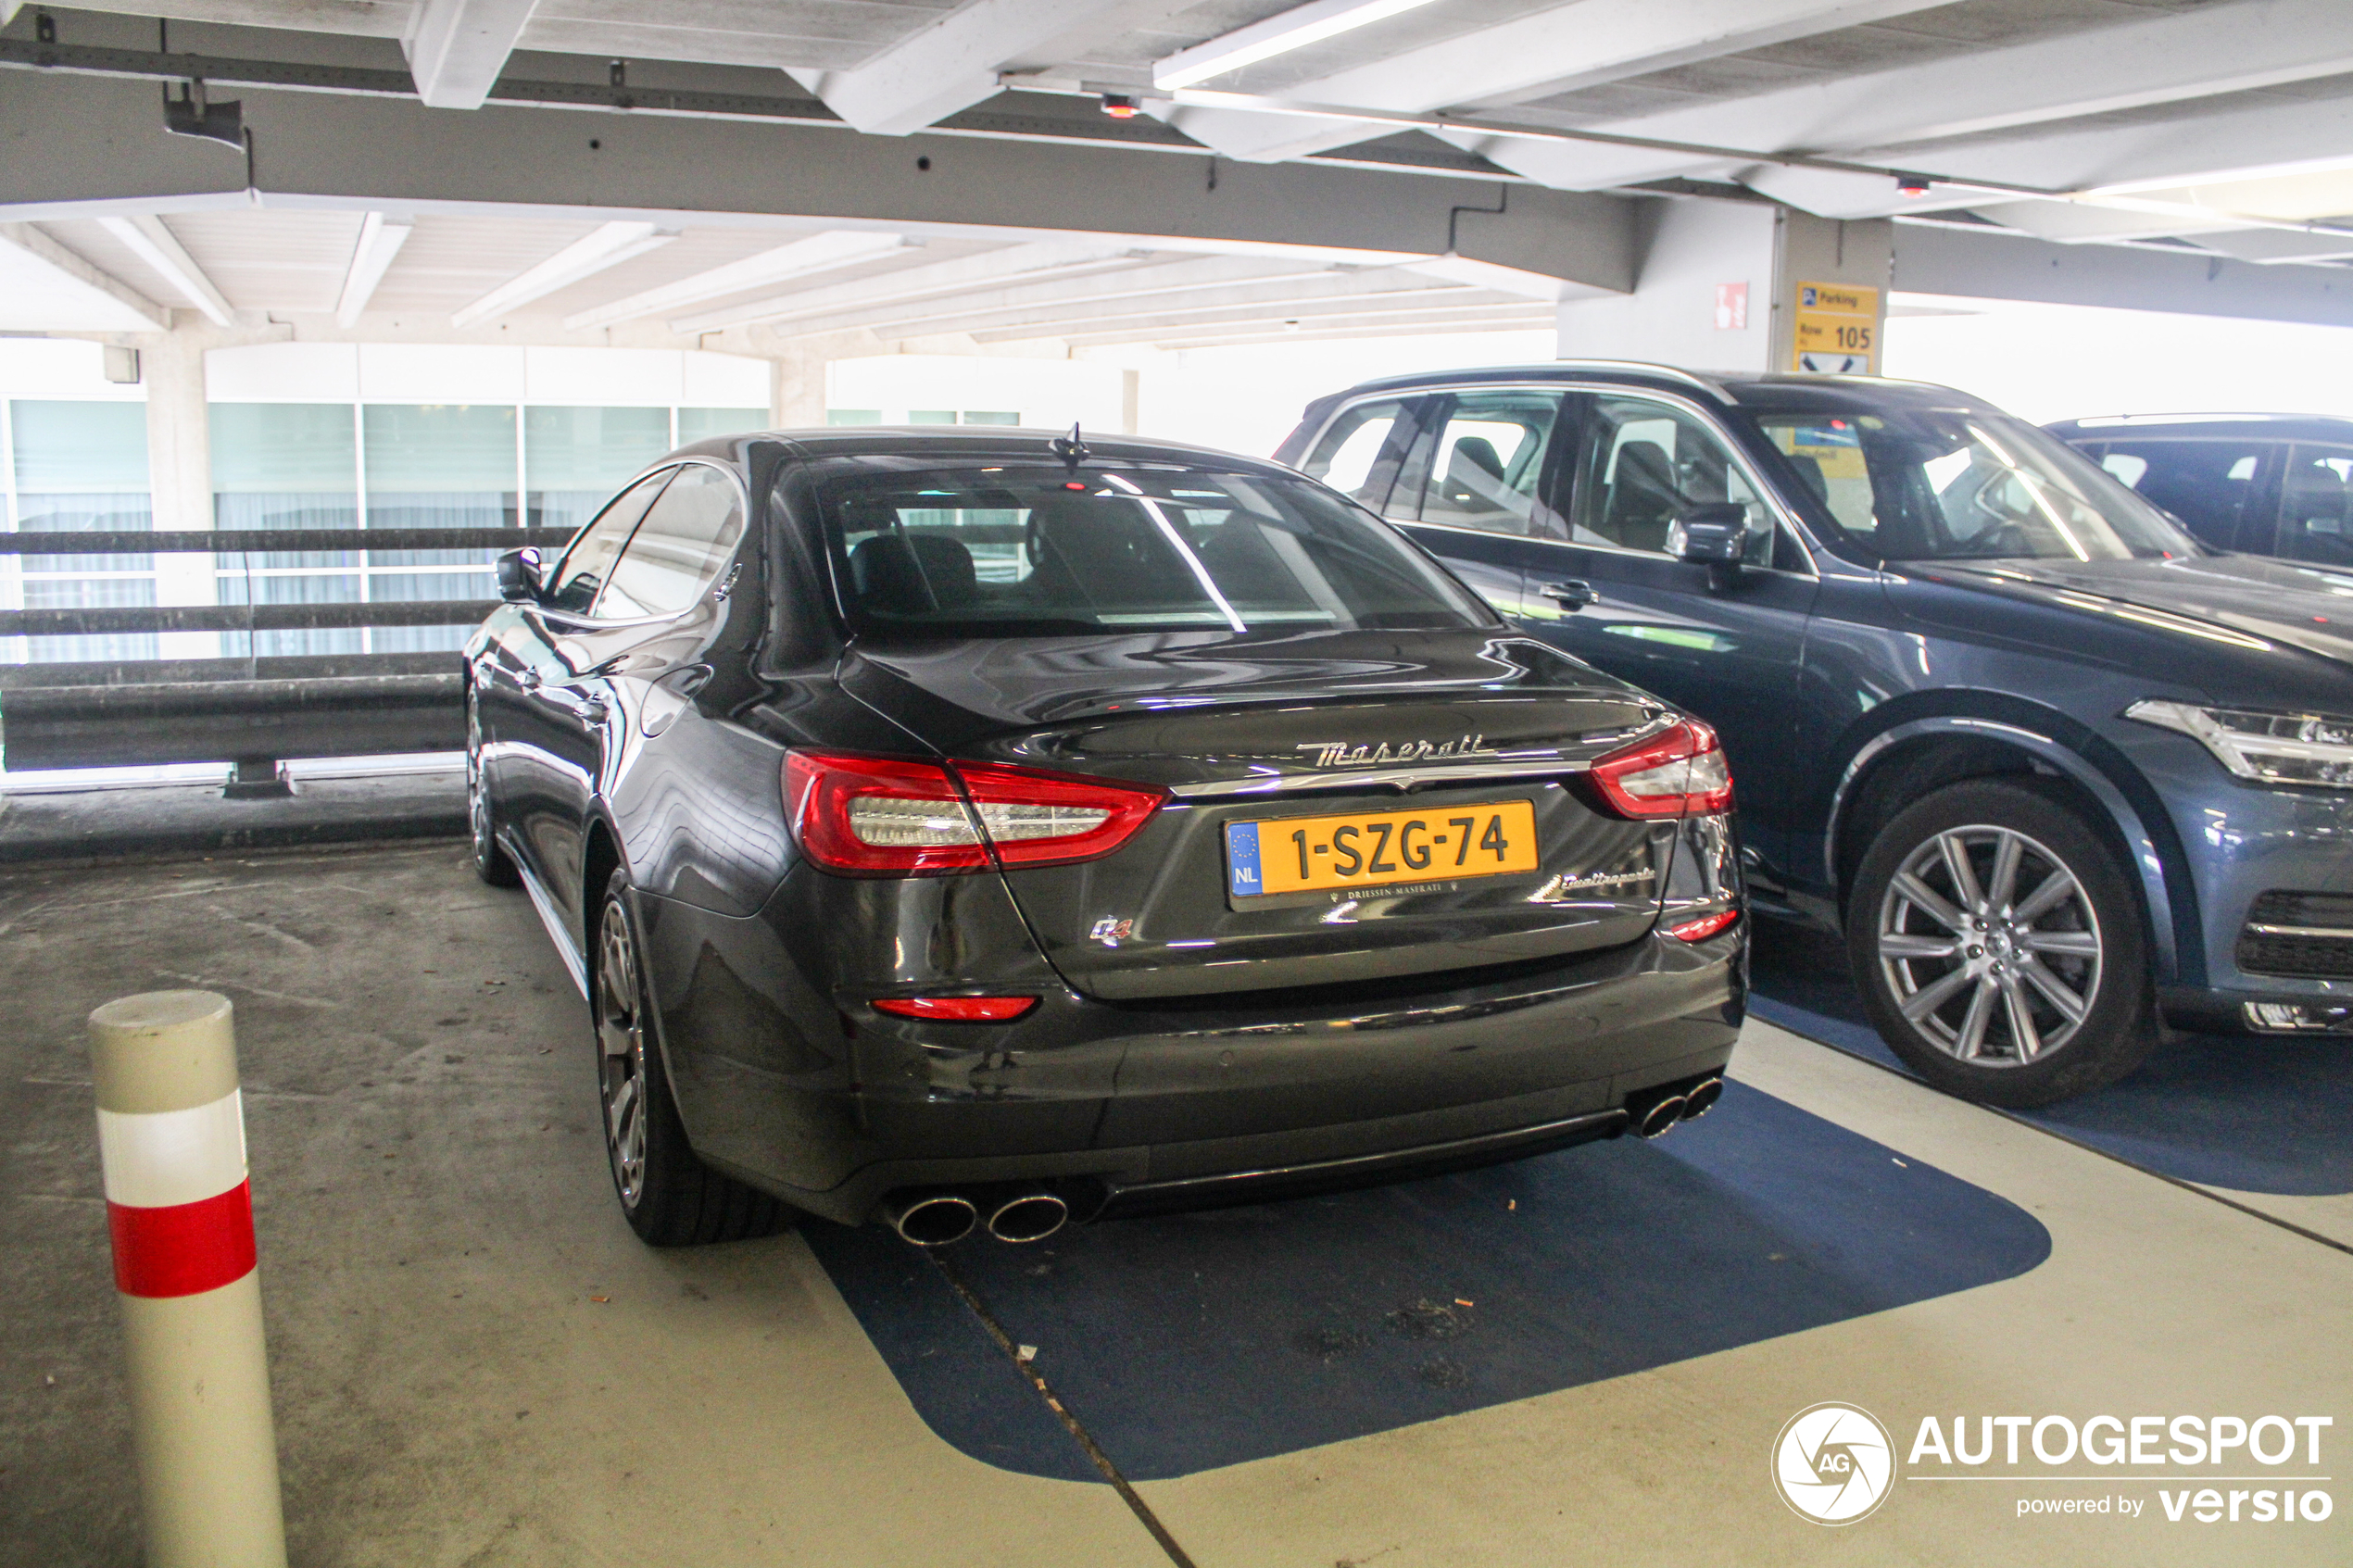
[496,546,544,604]
[1667,504,1750,591]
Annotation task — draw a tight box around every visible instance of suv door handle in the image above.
[1538,579,1596,611]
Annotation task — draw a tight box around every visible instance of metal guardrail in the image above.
[0,602,499,636]
[0,526,577,556]
[0,528,559,778]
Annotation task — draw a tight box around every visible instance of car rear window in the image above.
[811,462,1494,637]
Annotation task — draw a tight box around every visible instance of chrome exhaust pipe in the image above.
[1634,1095,1689,1139]
[985,1188,1069,1244]
[1680,1076,1724,1122]
[881,1190,977,1247]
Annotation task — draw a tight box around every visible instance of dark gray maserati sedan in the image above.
[463,428,1743,1248]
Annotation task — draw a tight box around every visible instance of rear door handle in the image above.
[1538,580,1596,612]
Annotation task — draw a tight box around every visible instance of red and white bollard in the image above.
[92,990,288,1568]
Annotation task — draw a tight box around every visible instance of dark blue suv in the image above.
[2046,413,2353,566]
[1279,364,2353,1106]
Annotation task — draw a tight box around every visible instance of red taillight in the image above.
[784,750,1167,876]
[872,996,1038,1022]
[952,760,1167,868]
[1587,720,1734,820]
[1665,908,1741,942]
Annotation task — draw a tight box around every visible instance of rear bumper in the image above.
[643,887,1743,1226]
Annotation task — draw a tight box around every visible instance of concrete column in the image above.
[1120,369,1141,436]
[768,342,827,430]
[1555,199,1893,378]
[137,329,217,659]
[1769,213,1893,375]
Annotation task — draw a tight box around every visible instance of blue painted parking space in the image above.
[801,1079,2048,1482]
[1749,922,2353,1198]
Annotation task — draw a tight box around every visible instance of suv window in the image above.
[1577,395,1777,566]
[545,469,673,614]
[595,465,746,619]
[2282,445,2353,565]
[2090,438,2271,552]
[1403,391,1568,537]
[1299,399,1408,510]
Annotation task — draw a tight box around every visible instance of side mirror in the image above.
[496,546,543,604]
[1667,504,1750,591]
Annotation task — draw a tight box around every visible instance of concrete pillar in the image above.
[768,342,827,430]
[137,329,218,659]
[1554,199,1891,377]
[1120,369,1141,436]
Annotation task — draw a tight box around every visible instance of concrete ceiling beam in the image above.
[0,220,171,331]
[404,0,539,111]
[1154,0,1952,164]
[787,0,1169,136]
[94,213,234,325]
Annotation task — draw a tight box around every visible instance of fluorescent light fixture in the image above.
[334,212,414,327]
[451,220,678,328]
[1153,0,1447,91]
[563,231,912,332]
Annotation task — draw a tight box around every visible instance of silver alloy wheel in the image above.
[1875,822,2103,1068]
[597,898,648,1205]
[466,704,494,862]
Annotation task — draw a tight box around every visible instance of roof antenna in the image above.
[1050,422,1089,473]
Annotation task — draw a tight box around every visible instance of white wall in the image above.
[824,356,1127,431]
[203,343,768,407]
[1131,330,1559,458]
[1554,200,1779,373]
[1883,294,2353,424]
[0,338,146,400]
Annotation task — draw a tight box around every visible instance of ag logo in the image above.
[1771,1403,1895,1524]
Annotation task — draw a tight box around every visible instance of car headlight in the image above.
[2126,699,2353,788]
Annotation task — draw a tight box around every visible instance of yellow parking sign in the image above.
[1792,281,1879,373]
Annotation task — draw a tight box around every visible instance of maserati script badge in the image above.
[1295,734,1497,770]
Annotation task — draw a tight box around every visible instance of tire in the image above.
[466,693,521,888]
[1846,777,2158,1108]
[591,872,790,1246]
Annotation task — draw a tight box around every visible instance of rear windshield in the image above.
[813,462,1494,637]
[1747,408,2200,562]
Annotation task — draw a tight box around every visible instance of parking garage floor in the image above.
[5,842,2348,1566]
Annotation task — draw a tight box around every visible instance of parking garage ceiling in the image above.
[6,0,2353,348]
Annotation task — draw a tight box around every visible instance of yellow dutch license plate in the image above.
[1225,798,1541,899]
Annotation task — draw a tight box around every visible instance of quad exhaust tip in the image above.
[986,1188,1070,1245]
[1680,1075,1724,1121]
[1633,1095,1688,1138]
[883,1191,978,1247]
[1628,1073,1726,1139]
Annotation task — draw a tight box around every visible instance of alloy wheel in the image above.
[597,899,648,1205]
[1875,823,2103,1067]
[466,706,495,865]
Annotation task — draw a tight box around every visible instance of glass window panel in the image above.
[1415,393,1568,537]
[2281,445,2353,564]
[826,409,882,426]
[596,467,744,619]
[526,406,671,535]
[11,400,149,491]
[364,404,517,570]
[547,470,672,614]
[1579,397,1773,564]
[210,403,359,571]
[1301,399,1407,510]
[211,404,357,492]
[963,410,1020,426]
[678,407,766,445]
[909,409,957,425]
[2091,437,2271,553]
